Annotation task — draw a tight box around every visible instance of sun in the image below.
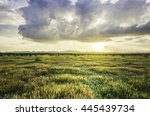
[93,42,106,52]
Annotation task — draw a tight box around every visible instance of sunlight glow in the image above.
[93,42,106,52]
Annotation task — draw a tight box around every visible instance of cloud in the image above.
[19,0,74,42]
[103,0,148,25]
[0,24,18,37]
[0,6,24,25]
[103,22,150,37]
[17,0,150,42]
[0,0,27,26]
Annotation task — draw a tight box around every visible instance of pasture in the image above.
[0,53,149,99]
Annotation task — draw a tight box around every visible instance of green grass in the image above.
[0,53,150,99]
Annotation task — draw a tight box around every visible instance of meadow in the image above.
[0,53,150,99]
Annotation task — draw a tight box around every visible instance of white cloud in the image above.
[0,0,7,4]
[69,0,78,5]
[0,0,27,25]
[146,0,150,3]
[101,0,119,4]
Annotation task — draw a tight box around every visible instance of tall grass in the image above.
[0,54,150,99]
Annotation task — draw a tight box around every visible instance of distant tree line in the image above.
[0,52,150,57]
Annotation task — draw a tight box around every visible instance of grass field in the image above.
[0,53,150,99]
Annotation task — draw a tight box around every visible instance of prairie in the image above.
[0,53,150,99]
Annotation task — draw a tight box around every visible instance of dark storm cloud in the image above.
[76,0,101,19]
[18,0,150,42]
[18,0,74,42]
[104,22,150,36]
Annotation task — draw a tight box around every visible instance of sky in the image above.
[0,0,150,52]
